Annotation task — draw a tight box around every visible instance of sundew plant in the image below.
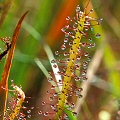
[0,0,120,120]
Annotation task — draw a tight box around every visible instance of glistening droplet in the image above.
[27,110,31,114]
[91,27,94,31]
[73,23,78,29]
[61,44,66,50]
[61,27,66,32]
[53,64,57,68]
[51,59,56,63]
[66,16,70,21]
[64,38,69,43]
[64,52,69,56]
[44,112,49,116]
[38,111,42,115]
[83,61,88,67]
[55,51,59,55]
[96,33,101,38]
[84,52,89,57]
[76,5,80,12]
[90,9,94,13]
[89,38,92,41]
[48,77,53,82]
[72,112,77,116]
[27,114,31,118]
[81,42,86,47]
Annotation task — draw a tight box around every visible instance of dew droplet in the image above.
[75,76,82,81]
[73,23,78,29]
[31,107,34,109]
[83,66,87,69]
[11,79,14,83]
[71,103,75,108]
[53,64,57,68]
[76,5,80,13]
[69,31,73,35]
[69,41,73,46]
[81,42,86,47]
[92,43,96,47]
[84,52,89,57]
[87,56,91,61]
[86,21,90,24]
[27,114,31,118]
[76,56,81,60]
[97,18,103,25]
[64,52,69,56]
[22,106,27,109]
[100,18,103,21]
[27,110,31,114]
[48,77,53,82]
[90,9,94,13]
[65,25,69,29]
[51,105,56,110]
[42,101,46,105]
[44,112,49,116]
[83,76,88,81]
[55,51,59,56]
[19,113,26,118]
[85,26,89,31]
[88,44,92,48]
[96,33,101,38]
[49,96,54,101]
[64,38,69,43]
[38,111,42,115]
[54,92,58,96]
[83,61,88,67]
[51,59,56,63]
[78,94,83,98]
[72,112,77,116]
[78,88,83,92]
[51,85,55,89]
[66,16,70,21]
[61,44,66,50]
[81,71,86,76]
[64,114,69,119]
[89,38,92,41]
[67,58,70,62]
[67,106,72,110]
[91,27,94,31]
[62,25,69,32]
[61,27,66,32]
[65,34,69,38]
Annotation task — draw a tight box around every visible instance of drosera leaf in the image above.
[0,11,29,119]
[9,84,25,120]
[53,1,102,119]
[54,6,86,119]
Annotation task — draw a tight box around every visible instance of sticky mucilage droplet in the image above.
[96,33,101,38]
[61,44,66,50]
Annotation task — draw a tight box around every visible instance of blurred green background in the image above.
[0,0,120,120]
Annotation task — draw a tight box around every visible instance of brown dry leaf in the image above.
[0,11,29,119]
[46,0,79,45]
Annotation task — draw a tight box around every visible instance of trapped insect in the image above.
[0,37,11,61]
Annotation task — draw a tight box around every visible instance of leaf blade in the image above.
[0,11,28,119]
